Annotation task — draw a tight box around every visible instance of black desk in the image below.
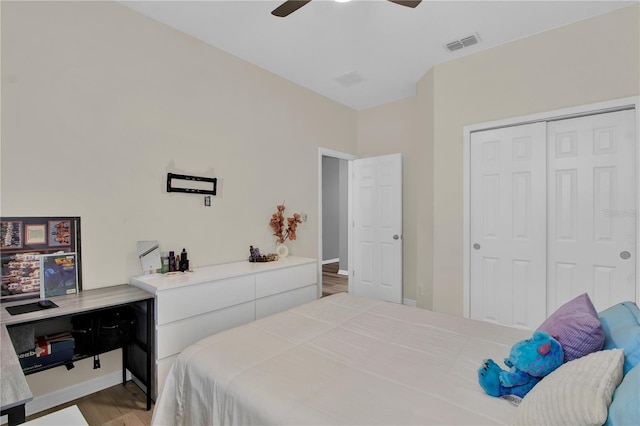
[0,285,154,425]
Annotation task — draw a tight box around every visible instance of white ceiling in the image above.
[121,0,635,110]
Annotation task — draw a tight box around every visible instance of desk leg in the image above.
[3,404,26,425]
[122,341,127,385]
[146,298,153,411]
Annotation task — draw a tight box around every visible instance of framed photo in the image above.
[48,220,72,247]
[40,252,79,298]
[1,221,23,248]
[1,216,82,302]
[25,224,47,245]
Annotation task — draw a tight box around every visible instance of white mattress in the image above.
[152,293,531,425]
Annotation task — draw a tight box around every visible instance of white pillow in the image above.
[512,349,624,426]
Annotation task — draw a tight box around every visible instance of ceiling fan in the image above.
[272,0,422,18]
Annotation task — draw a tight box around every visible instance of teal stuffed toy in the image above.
[478,331,563,398]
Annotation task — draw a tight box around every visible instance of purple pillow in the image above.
[537,293,605,362]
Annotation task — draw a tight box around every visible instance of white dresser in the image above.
[130,256,318,397]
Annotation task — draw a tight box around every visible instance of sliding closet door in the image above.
[547,110,637,313]
[469,123,547,329]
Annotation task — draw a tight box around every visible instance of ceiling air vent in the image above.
[444,33,481,53]
[445,40,464,52]
[334,71,366,88]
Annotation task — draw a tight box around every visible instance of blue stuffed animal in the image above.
[478,330,563,398]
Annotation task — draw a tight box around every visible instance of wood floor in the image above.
[23,381,153,426]
[20,266,345,425]
[322,261,348,297]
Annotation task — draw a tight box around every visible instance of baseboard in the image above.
[22,370,130,418]
[337,269,349,276]
[403,298,417,307]
[322,258,339,265]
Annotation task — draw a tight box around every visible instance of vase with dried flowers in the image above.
[269,202,302,258]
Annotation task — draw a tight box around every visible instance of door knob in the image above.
[473,243,481,250]
[620,251,631,260]
[393,234,400,240]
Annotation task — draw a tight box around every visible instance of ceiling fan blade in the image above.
[271,0,312,17]
[387,0,422,8]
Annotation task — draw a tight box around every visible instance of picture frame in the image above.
[40,252,79,298]
[1,221,23,248]
[48,219,72,247]
[1,216,82,302]
[25,224,47,245]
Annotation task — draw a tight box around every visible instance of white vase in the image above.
[276,243,289,258]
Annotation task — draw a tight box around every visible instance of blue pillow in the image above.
[605,363,640,426]
[599,301,640,374]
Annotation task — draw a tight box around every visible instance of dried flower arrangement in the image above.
[269,202,302,244]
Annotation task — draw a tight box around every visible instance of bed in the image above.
[152,292,640,425]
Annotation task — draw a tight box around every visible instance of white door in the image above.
[547,110,636,313]
[469,123,548,329]
[352,154,403,303]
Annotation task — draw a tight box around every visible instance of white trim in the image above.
[463,96,640,319]
[464,97,638,134]
[402,298,417,307]
[321,258,349,276]
[347,160,353,295]
[318,148,357,299]
[463,120,471,319]
[318,147,357,160]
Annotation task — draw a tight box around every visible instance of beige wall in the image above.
[1,0,356,396]
[356,4,640,313]
[415,70,435,309]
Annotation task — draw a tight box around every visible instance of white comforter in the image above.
[152,293,531,425]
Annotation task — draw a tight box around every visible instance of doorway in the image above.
[318,148,356,298]
[318,149,404,303]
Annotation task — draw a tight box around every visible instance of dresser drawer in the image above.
[255,263,316,299]
[157,301,255,359]
[256,284,317,319]
[156,275,255,325]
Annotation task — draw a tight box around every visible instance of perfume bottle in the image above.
[168,251,176,272]
[179,248,189,271]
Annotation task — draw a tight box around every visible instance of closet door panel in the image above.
[547,110,636,313]
[470,123,547,329]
